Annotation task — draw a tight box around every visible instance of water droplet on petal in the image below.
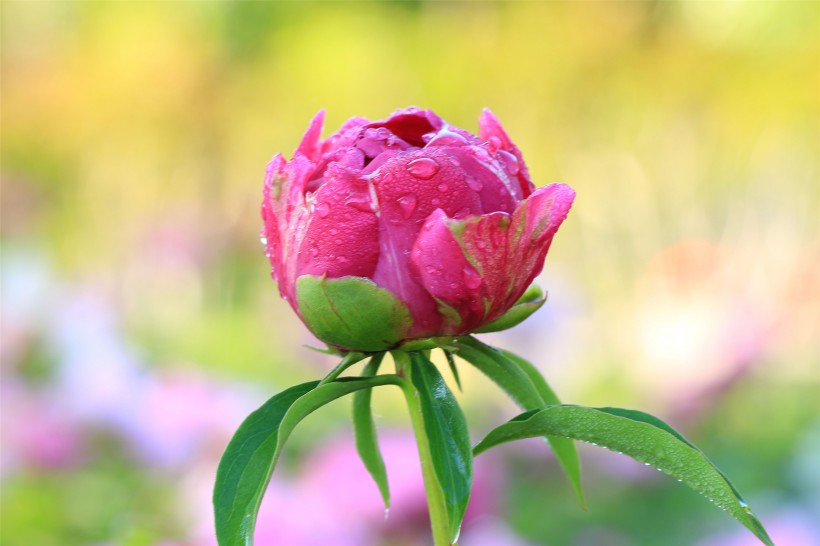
[345,195,372,213]
[427,126,469,147]
[309,247,319,257]
[407,157,440,179]
[488,136,502,152]
[438,183,449,192]
[397,194,418,219]
[466,176,483,192]
[259,234,268,246]
[462,266,482,289]
[470,147,492,162]
[498,150,520,175]
[431,198,441,206]
[316,202,330,218]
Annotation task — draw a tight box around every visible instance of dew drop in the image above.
[259,234,268,246]
[397,194,418,219]
[407,157,440,179]
[498,150,520,175]
[309,247,319,257]
[466,176,483,192]
[345,195,372,212]
[488,136,502,152]
[431,198,441,206]
[438,183,449,192]
[462,266,482,289]
[316,202,330,218]
[470,147,492,162]
[427,127,468,147]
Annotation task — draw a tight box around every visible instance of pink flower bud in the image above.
[262,107,575,351]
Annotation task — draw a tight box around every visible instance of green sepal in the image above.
[473,405,774,546]
[408,352,473,543]
[296,275,412,352]
[473,284,547,333]
[352,354,390,509]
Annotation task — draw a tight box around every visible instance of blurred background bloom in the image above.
[1,1,817,545]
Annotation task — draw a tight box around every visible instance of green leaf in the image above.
[409,352,473,543]
[214,374,407,546]
[213,381,316,546]
[296,275,412,351]
[473,405,774,546]
[498,348,585,508]
[444,350,463,392]
[473,285,547,333]
[352,354,390,509]
[453,336,585,507]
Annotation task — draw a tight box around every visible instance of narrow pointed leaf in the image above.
[444,350,463,392]
[352,354,390,508]
[213,381,316,546]
[409,352,473,543]
[454,336,584,507]
[214,375,406,546]
[499,348,585,508]
[473,405,773,546]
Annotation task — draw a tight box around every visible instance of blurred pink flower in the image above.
[0,381,83,473]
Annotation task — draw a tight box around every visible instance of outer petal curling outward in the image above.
[411,183,576,335]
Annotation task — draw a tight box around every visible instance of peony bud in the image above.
[261,107,575,351]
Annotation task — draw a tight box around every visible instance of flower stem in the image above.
[393,351,456,546]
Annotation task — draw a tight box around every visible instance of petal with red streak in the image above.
[411,183,575,334]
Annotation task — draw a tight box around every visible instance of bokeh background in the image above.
[2,1,818,545]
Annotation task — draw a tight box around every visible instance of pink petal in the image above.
[295,109,325,161]
[367,107,443,148]
[411,183,575,334]
[296,162,380,280]
[478,108,535,198]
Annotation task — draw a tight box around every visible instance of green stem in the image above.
[393,351,456,546]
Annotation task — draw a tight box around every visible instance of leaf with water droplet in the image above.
[472,405,773,546]
[452,336,585,508]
